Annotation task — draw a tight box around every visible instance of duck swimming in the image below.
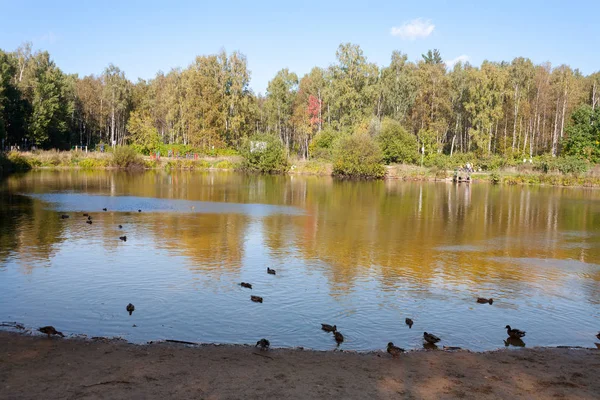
[321,324,337,332]
[240,282,252,289]
[119,236,127,242]
[251,295,263,303]
[102,208,107,211]
[477,297,494,305]
[424,332,441,344]
[405,318,414,328]
[505,325,526,339]
[267,268,276,275]
[126,303,135,315]
[86,220,93,225]
[118,225,123,229]
[387,342,405,358]
[334,331,344,344]
[256,338,270,350]
[39,326,64,338]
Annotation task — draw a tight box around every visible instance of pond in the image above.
[0,170,599,351]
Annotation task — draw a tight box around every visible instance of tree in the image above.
[377,118,418,164]
[562,105,600,162]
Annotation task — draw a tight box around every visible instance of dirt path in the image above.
[1,332,598,399]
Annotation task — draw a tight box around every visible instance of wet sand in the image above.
[1,332,598,399]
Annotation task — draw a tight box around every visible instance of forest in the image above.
[1,42,599,172]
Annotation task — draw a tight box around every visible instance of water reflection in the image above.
[0,170,599,351]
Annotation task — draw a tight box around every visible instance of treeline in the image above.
[1,42,599,162]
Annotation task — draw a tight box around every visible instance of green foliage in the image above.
[77,158,108,169]
[333,133,385,179]
[241,134,288,173]
[490,171,501,184]
[111,146,144,169]
[377,118,419,164]
[537,155,589,175]
[1,152,32,171]
[562,105,600,163]
[309,128,344,160]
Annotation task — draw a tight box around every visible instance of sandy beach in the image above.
[1,332,599,399]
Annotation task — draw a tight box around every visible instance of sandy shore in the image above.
[0,332,599,399]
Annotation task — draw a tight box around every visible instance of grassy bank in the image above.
[1,150,242,172]
[4,150,600,187]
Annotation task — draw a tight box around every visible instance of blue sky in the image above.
[1,0,598,94]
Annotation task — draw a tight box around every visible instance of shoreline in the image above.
[1,331,599,399]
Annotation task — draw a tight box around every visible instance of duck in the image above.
[126,303,135,315]
[505,325,526,339]
[334,331,344,344]
[251,295,263,303]
[60,214,69,219]
[138,209,142,213]
[102,208,107,211]
[118,225,123,229]
[86,220,93,225]
[119,236,127,242]
[596,332,600,340]
[240,282,252,289]
[256,338,270,350]
[387,342,405,358]
[267,267,276,275]
[595,343,600,349]
[39,326,64,338]
[87,215,92,220]
[424,332,441,344]
[83,213,89,217]
[321,324,337,332]
[477,297,494,305]
[405,318,414,328]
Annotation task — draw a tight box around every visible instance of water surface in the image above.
[1,170,599,351]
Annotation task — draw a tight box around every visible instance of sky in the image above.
[1,0,598,94]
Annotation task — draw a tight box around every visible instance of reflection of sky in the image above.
[25,193,304,217]
[1,173,600,351]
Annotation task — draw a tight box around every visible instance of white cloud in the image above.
[390,18,435,40]
[446,55,470,68]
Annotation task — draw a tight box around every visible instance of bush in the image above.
[490,171,501,184]
[1,152,33,172]
[332,133,385,179]
[78,158,109,169]
[536,155,589,175]
[240,134,288,173]
[111,146,145,169]
[377,118,419,164]
[309,128,344,160]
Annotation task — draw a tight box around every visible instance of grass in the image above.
[4,150,600,187]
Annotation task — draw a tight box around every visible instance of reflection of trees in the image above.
[261,178,600,295]
[0,190,65,272]
[4,170,600,298]
[146,213,249,276]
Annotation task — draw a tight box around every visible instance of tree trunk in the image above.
[552,96,560,156]
[512,85,519,152]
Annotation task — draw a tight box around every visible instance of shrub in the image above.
[332,133,385,179]
[214,160,234,169]
[240,134,288,173]
[536,155,589,175]
[309,128,344,160]
[111,146,144,169]
[1,152,32,172]
[490,171,501,184]
[78,158,108,169]
[377,118,419,164]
